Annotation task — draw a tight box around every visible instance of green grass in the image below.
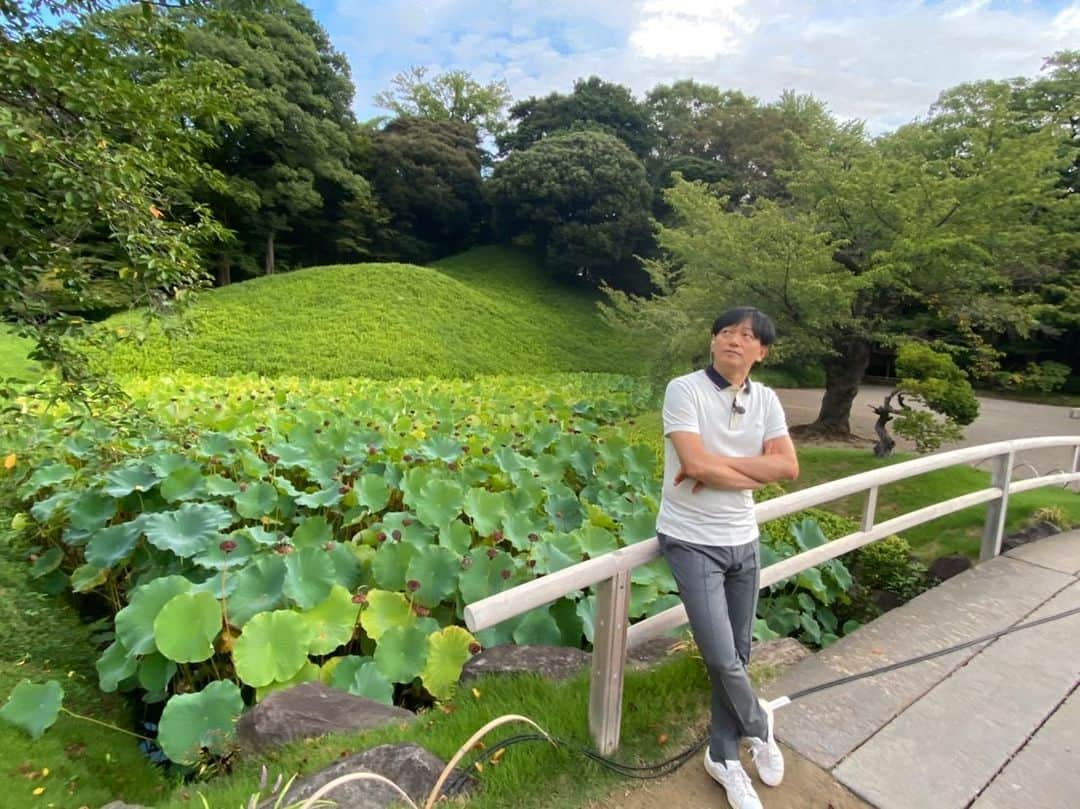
[152,651,717,809]
[93,247,644,380]
[0,324,39,381]
[612,411,1079,561]
[0,510,168,809]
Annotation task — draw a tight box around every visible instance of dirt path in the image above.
[585,743,871,809]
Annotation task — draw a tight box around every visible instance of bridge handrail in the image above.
[462,435,1080,755]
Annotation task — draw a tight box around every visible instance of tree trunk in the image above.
[264,233,275,275]
[215,254,231,287]
[805,337,872,436]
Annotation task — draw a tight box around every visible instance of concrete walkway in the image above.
[762,529,1080,809]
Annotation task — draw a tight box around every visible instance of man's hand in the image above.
[674,467,706,494]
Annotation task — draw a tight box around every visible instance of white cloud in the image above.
[323,1,1075,133]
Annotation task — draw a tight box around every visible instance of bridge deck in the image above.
[763,529,1080,809]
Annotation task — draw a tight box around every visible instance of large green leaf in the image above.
[85,519,144,569]
[291,515,332,549]
[503,510,548,551]
[327,656,393,705]
[193,531,256,571]
[29,547,63,579]
[574,524,618,558]
[414,479,464,529]
[115,575,193,655]
[255,662,320,703]
[438,520,473,555]
[512,607,562,645]
[234,481,279,519]
[68,491,117,532]
[143,503,234,558]
[154,592,221,663]
[96,639,138,692]
[619,507,657,543]
[380,511,435,548]
[283,547,337,609]
[157,680,243,765]
[404,546,460,608]
[792,518,828,551]
[137,653,177,703]
[545,489,583,532]
[463,488,507,537]
[0,680,63,739]
[233,610,312,687]
[302,585,361,655]
[160,464,206,503]
[421,626,476,701]
[374,624,429,683]
[530,532,581,575]
[21,463,75,496]
[359,589,414,641]
[355,473,391,513]
[458,548,516,605]
[372,540,416,591]
[227,555,287,626]
[70,563,108,593]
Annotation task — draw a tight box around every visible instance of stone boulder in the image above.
[461,644,589,682]
[751,637,812,670]
[928,553,973,583]
[258,742,475,809]
[1001,520,1062,553]
[237,682,415,753]
[100,803,149,809]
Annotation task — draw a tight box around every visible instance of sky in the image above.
[304,0,1078,134]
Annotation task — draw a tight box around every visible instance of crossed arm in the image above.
[669,431,799,492]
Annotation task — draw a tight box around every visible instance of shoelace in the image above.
[725,763,756,799]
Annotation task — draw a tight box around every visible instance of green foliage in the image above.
[0,680,64,740]
[367,117,486,262]
[0,1,242,392]
[995,361,1073,393]
[3,372,666,764]
[490,131,655,291]
[89,247,642,379]
[499,76,655,160]
[854,536,929,602]
[374,65,511,145]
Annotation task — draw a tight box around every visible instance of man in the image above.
[657,306,798,809]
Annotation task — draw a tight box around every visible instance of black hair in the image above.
[711,306,777,346]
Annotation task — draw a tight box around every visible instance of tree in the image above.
[498,76,655,160]
[0,1,240,393]
[374,65,511,144]
[366,116,486,262]
[786,80,1077,436]
[601,177,858,378]
[179,0,381,281]
[489,130,655,291]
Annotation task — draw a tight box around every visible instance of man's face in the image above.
[711,318,769,371]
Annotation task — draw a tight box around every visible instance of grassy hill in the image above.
[94,247,643,379]
[0,325,38,381]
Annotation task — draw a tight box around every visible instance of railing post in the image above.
[1072,444,1080,492]
[980,451,1014,561]
[588,570,631,755]
[861,485,879,532]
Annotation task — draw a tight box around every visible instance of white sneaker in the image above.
[704,751,763,809]
[748,697,784,786]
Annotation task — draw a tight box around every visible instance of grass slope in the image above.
[97,247,642,379]
[0,325,39,381]
[0,511,167,808]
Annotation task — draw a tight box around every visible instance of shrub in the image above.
[854,536,928,602]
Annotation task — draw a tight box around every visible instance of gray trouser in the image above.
[659,533,769,760]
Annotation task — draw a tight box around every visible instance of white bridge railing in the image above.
[464,436,1080,754]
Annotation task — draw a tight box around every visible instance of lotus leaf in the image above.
[414,479,464,529]
[193,531,256,571]
[233,610,312,687]
[618,507,657,543]
[576,595,597,644]
[574,524,618,558]
[374,624,429,683]
[530,532,581,575]
[372,540,416,591]
[502,510,548,551]
[302,585,360,655]
[143,503,234,558]
[103,465,159,497]
[85,519,144,568]
[154,591,221,662]
[463,488,507,537]
[327,656,393,705]
[421,626,476,701]
[291,515,332,548]
[137,653,178,702]
[255,661,320,702]
[438,519,473,555]
[295,485,343,509]
[21,463,75,496]
[380,511,435,547]
[457,548,516,605]
[359,589,414,641]
[70,563,108,593]
[544,488,583,532]
[404,545,460,608]
[28,547,63,579]
[115,575,193,654]
[68,491,118,531]
[354,473,391,513]
[157,680,243,765]
[0,680,63,739]
[96,639,138,692]
[160,464,206,503]
[283,546,337,609]
[205,475,242,497]
[234,481,279,519]
[227,555,287,626]
[512,607,562,645]
[549,597,585,646]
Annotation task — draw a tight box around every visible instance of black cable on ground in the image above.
[444,603,1080,795]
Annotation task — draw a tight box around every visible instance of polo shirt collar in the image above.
[704,365,752,393]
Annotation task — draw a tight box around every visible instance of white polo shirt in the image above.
[656,370,789,547]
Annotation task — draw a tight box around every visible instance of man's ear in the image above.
[758,345,770,362]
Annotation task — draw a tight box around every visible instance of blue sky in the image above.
[306,0,1078,133]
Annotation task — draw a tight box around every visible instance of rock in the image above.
[100,803,150,809]
[870,588,905,613]
[1001,520,1062,552]
[461,644,589,682]
[928,554,973,583]
[627,636,684,670]
[237,682,415,753]
[751,637,812,670]
[259,742,475,809]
